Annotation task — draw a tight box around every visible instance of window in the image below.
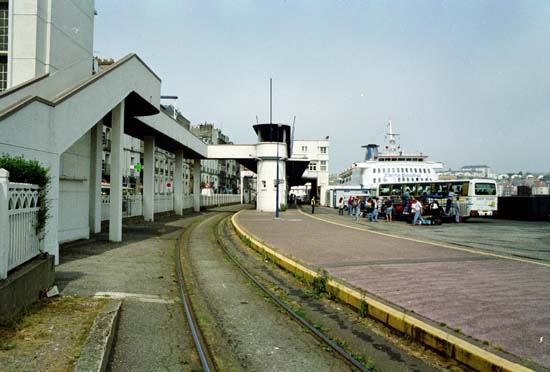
[0,3,7,52]
[308,162,317,171]
[320,160,327,171]
[0,56,6,91]
[474,183,496,196]
[301,146,308,152]
[320,146,327,154]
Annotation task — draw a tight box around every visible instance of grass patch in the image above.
[0,295,106,372]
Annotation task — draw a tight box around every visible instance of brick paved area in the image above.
[236,209,550,369]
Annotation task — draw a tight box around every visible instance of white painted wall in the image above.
[8,0,95,89]
[59,131,91,243]
[256,143,287,212]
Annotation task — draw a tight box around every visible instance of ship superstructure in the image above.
[337,121,443,192]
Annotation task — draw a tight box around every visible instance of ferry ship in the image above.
[328,121,443,206]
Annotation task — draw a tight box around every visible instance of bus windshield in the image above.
[474,182,496,195]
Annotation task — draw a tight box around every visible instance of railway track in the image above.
[175,210,372,372]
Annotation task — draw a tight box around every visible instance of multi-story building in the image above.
[290,139,330,205]
[190,123,239,193]
[0,1,95,92]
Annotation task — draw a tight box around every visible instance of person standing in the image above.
[311,196,316,214]
[354,196,361,222]
[384,197,393,222]
[453,196,461,223]
[338,197,345,215]
[366,197,374,221]
[411,197,427,225]
[347,196,353,216]
[372,197,379,222]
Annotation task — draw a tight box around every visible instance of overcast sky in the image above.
[94,0,550,174]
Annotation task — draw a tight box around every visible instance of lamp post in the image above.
[276,128,280,219]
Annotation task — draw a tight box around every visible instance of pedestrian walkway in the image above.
[56,214,203,372]
[234,208,550,370]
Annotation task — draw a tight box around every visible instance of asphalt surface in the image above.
[235,207,550,370]
[56,214,203,372]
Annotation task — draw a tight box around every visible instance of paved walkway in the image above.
[56,214,203,372]
[235,208,550,370]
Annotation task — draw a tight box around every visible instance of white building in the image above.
[290,139,330,205]
[0,0,328,270]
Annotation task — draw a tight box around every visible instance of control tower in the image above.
[253,123,291,212]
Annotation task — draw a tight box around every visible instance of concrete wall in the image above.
[8,0,95,88]
[59,131,91,243]
[0,255,55,321]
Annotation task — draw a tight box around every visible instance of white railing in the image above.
[98,193,240,223]
[1,169,42,279]
[154,193,174,214]
[183,195,195,210]
[201,194,241,207]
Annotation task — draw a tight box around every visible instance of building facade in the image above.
[291,139,330,205]
[191,123,239,194]
[0,0,95,91]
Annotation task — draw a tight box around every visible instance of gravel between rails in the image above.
[180,212,354,372]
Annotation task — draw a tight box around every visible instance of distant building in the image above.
[190,123,240,193]
[290,139,330,205]
[438,165,494,179]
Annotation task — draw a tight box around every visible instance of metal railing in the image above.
[1,169,42,279]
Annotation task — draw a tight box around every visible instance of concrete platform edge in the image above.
[74,300,122,372]
[231,210,535,372]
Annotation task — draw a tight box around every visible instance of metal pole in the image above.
[276,139,279,218]
[272,78,280,218]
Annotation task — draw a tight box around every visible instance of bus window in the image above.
[432,182,448,197]
[423,183,433,195]
[391,184,403,196]
[449,182,464,196]
[417,183,428,196]
[379,184,391,196]
[475,183,496,195]
[403,183,416,196]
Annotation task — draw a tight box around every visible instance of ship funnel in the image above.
[362,144,379,161]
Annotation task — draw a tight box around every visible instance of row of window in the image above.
[308,160,327,171]
[372,177,434,184]
[373,167,432,174]
[299,146,328,154]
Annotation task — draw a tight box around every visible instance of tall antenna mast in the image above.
[269,78,272,125]
[291,115,296,156]
[256,115,259,124]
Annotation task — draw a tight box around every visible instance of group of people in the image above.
[338,196,395,222]
[337,193,461,225]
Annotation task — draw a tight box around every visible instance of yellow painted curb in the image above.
[231,210,535,372]
[297,207,550,268]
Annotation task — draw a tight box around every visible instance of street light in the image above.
[276,125,280,219]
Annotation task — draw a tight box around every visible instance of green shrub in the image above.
[279,203,287,212]
[0,155,50,235]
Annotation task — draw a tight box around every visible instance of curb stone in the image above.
[74,300,122,372]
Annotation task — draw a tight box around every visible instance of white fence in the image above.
[154,193,174,214]
[201,194,241,207]
[1,170,42,280]
[99,193,241,221]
